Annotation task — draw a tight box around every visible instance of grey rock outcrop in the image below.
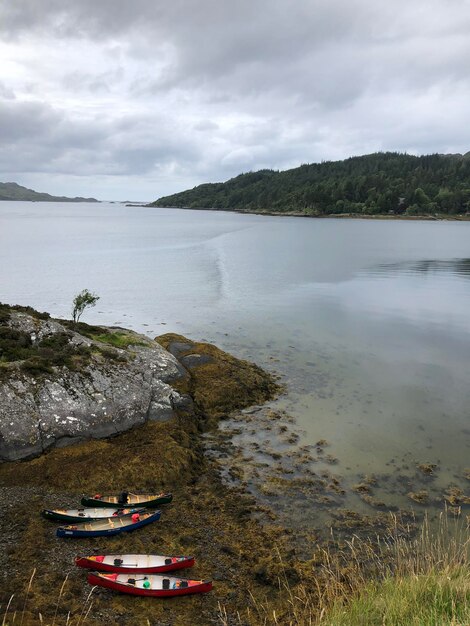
[0,312,189,461]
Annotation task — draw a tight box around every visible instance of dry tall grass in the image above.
[317,512,470,626]
[0,575,95,626]
[218,512,469,626]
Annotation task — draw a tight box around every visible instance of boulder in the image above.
[0,311,188,461]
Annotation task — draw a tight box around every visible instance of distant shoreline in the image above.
[0,181,98,203]
[145,204,470,221]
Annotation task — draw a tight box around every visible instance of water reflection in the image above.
[1,204,470,528]
[366,258,470,279]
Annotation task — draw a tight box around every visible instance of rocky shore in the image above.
[0,305,192,460]
[1,304,467,624]
[147,205,470,221]
[0,304,296,625]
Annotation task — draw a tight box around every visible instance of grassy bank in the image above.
[318,514,470,626]
[240,514,470,626]
[320,568,469,626]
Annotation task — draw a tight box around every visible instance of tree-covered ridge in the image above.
[151,152,470,215]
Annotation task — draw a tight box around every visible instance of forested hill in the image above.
[151,152,470,216]
[0,182,98,202]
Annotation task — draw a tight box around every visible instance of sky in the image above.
[1,0,470,201]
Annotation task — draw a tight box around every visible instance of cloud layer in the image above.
[1,0,470,200]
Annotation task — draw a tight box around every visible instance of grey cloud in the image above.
[61,70,118,95]
[0,82,16,100]
[104,0,470,115]
[4,2,470,105]
[1,1,470,199]
[0,98,200,179]
[193,120,219,132]
[0,0,157,39]
[0,101,60,142]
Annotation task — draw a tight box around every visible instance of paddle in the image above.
[113,559,140,567]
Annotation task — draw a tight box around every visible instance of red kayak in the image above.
[76,553,195,574]
[88,572,212,597]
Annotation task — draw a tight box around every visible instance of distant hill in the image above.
[150,151,470,216]
[0,182,98,203]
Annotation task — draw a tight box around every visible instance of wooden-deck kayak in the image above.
[76,553,195,573]
[42,507,145,524]
[56,510,161,538]
[81,492,172,508]
[88,572,212,597]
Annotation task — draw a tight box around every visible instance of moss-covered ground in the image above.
[0,330,292,625]
[156,333,281,423]
[67,321,152,350]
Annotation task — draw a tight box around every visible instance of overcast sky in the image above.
[1,0,470,201]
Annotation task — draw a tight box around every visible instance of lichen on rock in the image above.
[0,305,186,461]
[0,307,280,463]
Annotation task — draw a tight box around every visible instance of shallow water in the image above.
[1,202,469,521]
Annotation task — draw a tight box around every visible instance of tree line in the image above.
[150,152,470,216]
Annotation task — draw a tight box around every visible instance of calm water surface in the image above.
[1,202,469,511]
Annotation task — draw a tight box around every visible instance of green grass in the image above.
[320,568,470,626]
[314,513,470,626]
[87,330,150,349]
[227,513,470,626]
[60,318,151,350]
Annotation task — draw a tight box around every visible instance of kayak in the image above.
[76,553,195,573]
[81,492,172,508]
[88,572,212,596]
[56,510,161,538]
[42,507,145,523]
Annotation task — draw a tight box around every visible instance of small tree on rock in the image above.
[72,289,99,326]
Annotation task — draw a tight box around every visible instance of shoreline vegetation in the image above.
[150,151,470,220]
[0,304,468,624]
[144,203,470,221]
